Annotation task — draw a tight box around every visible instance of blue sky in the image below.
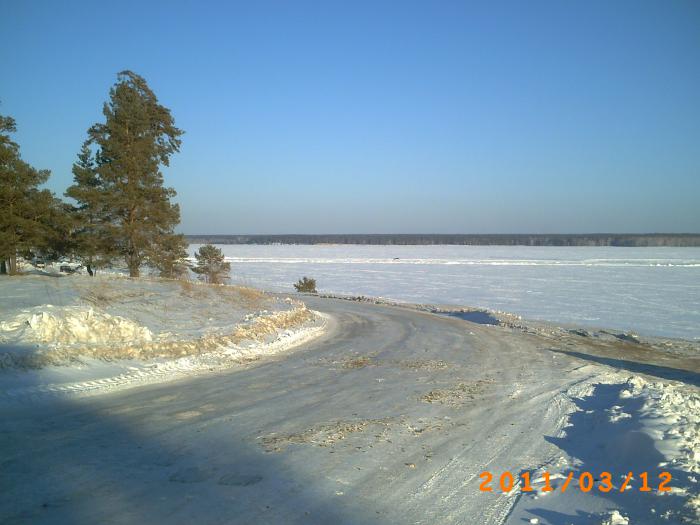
[2,1,699,234]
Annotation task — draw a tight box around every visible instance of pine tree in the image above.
[192,244,230,284]
[65,142,115,275]
[41,200,76,262]
[67,71,184,277]
[147,233,190,279]
[0,113,60,275]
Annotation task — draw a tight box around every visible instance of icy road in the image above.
[1,297,698,524]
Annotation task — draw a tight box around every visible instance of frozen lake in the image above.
[189,245,700,340]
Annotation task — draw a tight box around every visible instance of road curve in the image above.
[1,297,615,524]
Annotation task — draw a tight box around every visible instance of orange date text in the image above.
[479,471,672,494]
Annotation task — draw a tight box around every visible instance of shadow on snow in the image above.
[519,383,695,524]
[0,376,386,525]
[549,349,700,387]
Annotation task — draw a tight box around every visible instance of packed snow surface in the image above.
[189,245,700,340]
[1,293,697,524]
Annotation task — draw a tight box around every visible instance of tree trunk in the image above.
[8,255,17,275]
[0,260,6,275]
[86,264,94,277]
[128,257,140,278]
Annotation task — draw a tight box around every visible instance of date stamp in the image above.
[480,471,672,494]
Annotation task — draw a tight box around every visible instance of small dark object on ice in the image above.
[614,332,640,344]
[568,328,590,337]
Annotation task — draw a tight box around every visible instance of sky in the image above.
[1,0,699,234]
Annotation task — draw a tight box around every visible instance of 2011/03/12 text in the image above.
[479,471,672,494]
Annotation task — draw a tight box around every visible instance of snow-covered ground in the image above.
[189,245,700,341]
[1,260,698,524]
[0,289,697,524]
[0,274,325,399]
[504,373,700,524]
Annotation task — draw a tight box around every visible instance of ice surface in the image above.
[189,245,700,340]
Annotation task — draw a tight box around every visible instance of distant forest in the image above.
[186,234,700,247]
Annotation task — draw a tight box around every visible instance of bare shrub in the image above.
[294,277,317,293]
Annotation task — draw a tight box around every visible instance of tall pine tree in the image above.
[65,142,116,275]
[67,71,184,277]
[0,112,60,275]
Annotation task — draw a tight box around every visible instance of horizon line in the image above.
[184,232,700,237]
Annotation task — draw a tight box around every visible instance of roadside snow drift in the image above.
[505,373,700,524]
[0,274,326,396]
[1,306,153,345]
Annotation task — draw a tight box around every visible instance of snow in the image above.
[0,274,326,398]
[0,313,328,400]
[188,244,700,340]
[505,372,700,524]
[1,305,153,346]
[0,274,301,345]
[601,510,629,525]
[0,275,697,523]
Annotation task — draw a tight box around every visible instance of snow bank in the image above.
[0,306,153,345]
[0,304,317,369]
[0,273,322,368]
[620,376,700,520]
[600,510,629,525]
[0,311,329,400]
[620,376,700,475]
[506,371,699,524]
[0,271,327,396]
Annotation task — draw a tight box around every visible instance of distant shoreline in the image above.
[185,233,700,247]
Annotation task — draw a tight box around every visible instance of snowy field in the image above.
[189,245,700,341]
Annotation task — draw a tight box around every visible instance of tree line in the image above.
[186,233,700,247]
[1,71,189,278]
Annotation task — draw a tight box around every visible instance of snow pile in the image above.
[0,273,325,373]
[621,376,700,476]
[0,306,153,346]
[600,510,629,525]
[620,376,700,520]
[91,304,318,362]
[0,304,316,369]
[0,311,329,400]
[0,273,327,392]
[506,371,699,523]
